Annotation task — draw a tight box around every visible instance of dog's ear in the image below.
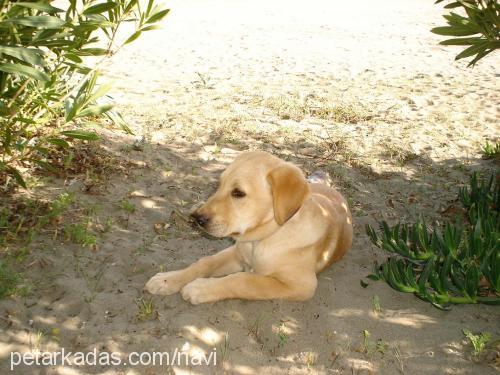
[267,163,309,225]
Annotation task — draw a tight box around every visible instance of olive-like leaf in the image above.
[0,62,49,81]
[5,16,65,29]
[47,138,70,148]
[145,9,170,24]
[439,37,484,46]
[455,42,489,60]
[31,159,57,172]
[124,31,142,45]
[83,2,118,15]
[76,48,108,56]
[7,167,27,188]
[13,2,64,13]
[431,26,479,36]
[0,46,45,66]
[76,104,113,118]
[61,130,100,141]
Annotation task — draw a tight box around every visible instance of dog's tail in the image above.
[307,170,331,186]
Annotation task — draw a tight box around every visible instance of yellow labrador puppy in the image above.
[145,151,352,304]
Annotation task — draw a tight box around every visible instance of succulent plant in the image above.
[366,172,499,309]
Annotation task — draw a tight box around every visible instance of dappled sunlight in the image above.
[1,0,499,374]
[139,197,161,209]
[180,341,214,363]
[441,341,465,358]
[347,357,375,373]
[0,342,23,358]
[329,308,365,318]
[382,311,438,328]
[272,320,299,336]
[33,315,59,326]
[54,367,85,375]
[172,367,203,375]
[229,364,257,375]
[317,203,329,217]
[183,325,222,346]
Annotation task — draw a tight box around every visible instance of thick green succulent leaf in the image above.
[387,259,416,293]
[440,254,454,292]
[418,256,434,293]
[465,264,479,299]
[404,263,418,289]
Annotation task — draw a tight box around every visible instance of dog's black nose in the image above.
[191,212,209,227]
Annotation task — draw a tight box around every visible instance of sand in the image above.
[1,0,499,374]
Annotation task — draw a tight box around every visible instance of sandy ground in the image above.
[1,0,500,374]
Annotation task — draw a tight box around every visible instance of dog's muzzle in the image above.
[190,212,210,228]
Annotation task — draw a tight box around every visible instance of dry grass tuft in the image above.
[211,116,248,144]
[380,140,419,166]
[263,94,371,123]
[264,94,306,121]
[0,192,74,246]
[45,141,128,177]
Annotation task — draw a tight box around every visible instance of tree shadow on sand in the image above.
[0,132,498,374]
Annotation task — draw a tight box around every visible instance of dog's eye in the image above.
[231,188,246,198]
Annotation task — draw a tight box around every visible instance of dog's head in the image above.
[191,151,309,239]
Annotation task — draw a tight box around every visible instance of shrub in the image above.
[366,172,499,309]
[432,0,500,66]
[0,1,169,188]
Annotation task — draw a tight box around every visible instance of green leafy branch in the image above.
[432,0,500,66]
[0,1,170,188]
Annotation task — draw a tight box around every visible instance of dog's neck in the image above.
[234,217,280,243]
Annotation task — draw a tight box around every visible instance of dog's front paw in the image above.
[144,271,186,295]
[181,278,217,305]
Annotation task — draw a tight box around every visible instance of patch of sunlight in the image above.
[349,358,375,372]
[183,326,222,345]
[271,319,299,335]
[61,317,82,331]
[181,341,213,359]
[140,198,157,209]
[33,316,58,326]
[56,367,86,375]
[0,342,18,358]
[230,365,257,374]
[383,311,437,328]
[173,368,202,375]
[329,309,364,318]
